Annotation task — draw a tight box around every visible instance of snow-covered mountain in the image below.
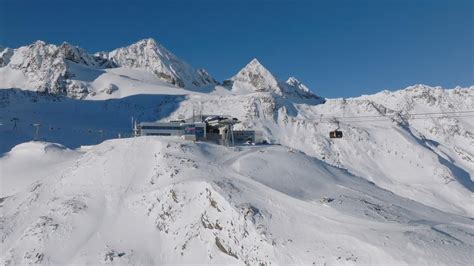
[225,58,283,95]
[0,39,217,98]
[99,38,217,88]
[224,58,323,101]
[1,138,473,265]
[1,38,473,264]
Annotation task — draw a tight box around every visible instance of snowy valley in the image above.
[0,38,473,265]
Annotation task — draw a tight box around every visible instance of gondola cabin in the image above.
[329,130,343,139]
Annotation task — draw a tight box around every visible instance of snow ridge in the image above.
[0,38,218,97]
[99,38,218,88]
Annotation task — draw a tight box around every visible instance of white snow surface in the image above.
[1,138,473,265]
[1,39,473,264]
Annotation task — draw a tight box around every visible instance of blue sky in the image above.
[0,0,472,98]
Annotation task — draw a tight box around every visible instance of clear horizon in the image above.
[1,0,472,98]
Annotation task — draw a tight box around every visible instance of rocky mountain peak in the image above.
[286,76,310,93]
[104,38,217,88]
[31,40,47,47]
[59,42,103,67]
[228,58,282,95]
[247,58,263,67]
[226,60,323,101]
[281,76,324,101]
[239,58,273,77]
[0,38,218,97]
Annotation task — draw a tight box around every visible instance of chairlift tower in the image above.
[98,129,104,141]
[218,117,239,147]
[11,117,19,130]
[31,123,41,140]
[132,118,140,137]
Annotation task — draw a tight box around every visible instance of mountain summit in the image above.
[0,38,217,98]
[282,76,324,100]
[0,41,323,100]
[225,59,323,101]
[2,41,105,96]
[100,38,217,88]
[226,58,283,95]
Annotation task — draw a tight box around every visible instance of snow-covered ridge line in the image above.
[99,38,218,88]
[0,38,218,97]
[0,39,325,101]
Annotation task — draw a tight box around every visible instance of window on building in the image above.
[141,125,182,130]
[146,133,172,136]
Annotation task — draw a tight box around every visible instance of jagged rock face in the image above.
[8,41,70,95]
[4,41,107,97]
[102,38,217,88]
[59,42,109,67]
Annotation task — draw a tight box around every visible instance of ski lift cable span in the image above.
[320,110,474,121]
[325,113,474,124]
[0,111,472,137]
[326,111,474,139]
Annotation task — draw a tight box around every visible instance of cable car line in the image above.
[1,110,473,140]
[318,110,474,121]
[322,111,474,138]
[321,114,474,125]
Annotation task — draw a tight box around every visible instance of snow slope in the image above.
[1,138,473,265]
[0,142,79,197]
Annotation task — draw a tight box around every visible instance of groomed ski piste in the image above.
[1,137,473,265]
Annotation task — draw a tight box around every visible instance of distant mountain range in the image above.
[0,38,320,100]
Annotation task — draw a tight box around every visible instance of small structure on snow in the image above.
[133,115,263,146]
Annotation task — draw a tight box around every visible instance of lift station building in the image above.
[134,115,262,146]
